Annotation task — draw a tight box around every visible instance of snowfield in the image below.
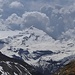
[0,27,75,75]
[0,31,20,39]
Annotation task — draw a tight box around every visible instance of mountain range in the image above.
[0,26,75,75]
[0,0,75,75]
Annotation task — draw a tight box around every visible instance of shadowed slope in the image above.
[55,60,75,75]
[0,52,43,75]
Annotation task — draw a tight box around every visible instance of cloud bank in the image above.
[5,11,50,31]
[0,0,75,40]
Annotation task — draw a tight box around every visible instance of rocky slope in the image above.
[55,60,75,75]
[0,52,43,75]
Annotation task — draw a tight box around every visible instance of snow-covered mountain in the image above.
[0,52,43,75]
[0,26,75,75]
[0,0,75,75]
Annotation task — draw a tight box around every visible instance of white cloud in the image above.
[60,28,75,41]
[40,4,75,39]
[5,13,22,25]
[5,13,22,30]
[5,11,51,32]
[0,0,75,39]
[9,1,24,9]
[21,11,50,31]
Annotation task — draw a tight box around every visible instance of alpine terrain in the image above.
[0,0,75,75]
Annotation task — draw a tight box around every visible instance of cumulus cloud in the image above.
[0,0,75,40]
[4,3,75,39]
[4,11,51,32]
[60,28,75,41]
[40,5,65,38]
[21,11,50,31]
[9,1,24,9]
[6,13,22,24]
[40,4,75,39]
[5,13,22,30]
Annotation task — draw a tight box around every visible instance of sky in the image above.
[0,0,75,40]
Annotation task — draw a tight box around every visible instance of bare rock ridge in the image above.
[55,60,75,75]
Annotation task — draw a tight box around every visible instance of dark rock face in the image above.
[0,61,31,75]
[31,50,53,60]
[0,52,43,75]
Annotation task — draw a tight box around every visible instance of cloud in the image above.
[40,5,65,38]
[21,11,50,31]
[60,28,75,41]
[40,4,75,39]
[5,13,21,24]
[5,11,51,32]
[0,0,75,40]
[5,13,22,30]
[0,8,3,16]
[0,19,9,30]
[9,1,24,9]
[0,0,8,8]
